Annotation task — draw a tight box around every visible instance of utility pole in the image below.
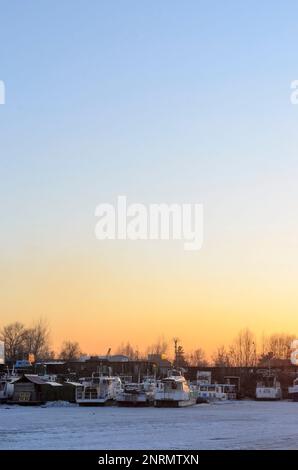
[173,337,179,368]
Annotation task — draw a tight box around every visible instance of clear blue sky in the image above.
[1,1,298,238]
[1,1,298,205]
[1,1,298,351]
[1,0,298,257]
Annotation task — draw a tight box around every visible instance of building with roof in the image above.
[8,375,62,405]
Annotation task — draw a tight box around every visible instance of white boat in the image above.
[221,383,237,400]
[117,377,157,407]
[195,383,229,403]
[154,369,196,407]
[0,369,19,403]
[255,374,282,401]
[288,378,298,401]
[76,373,123,406]
[193,371,236,403]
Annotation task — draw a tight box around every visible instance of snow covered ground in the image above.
[0,400,298,450]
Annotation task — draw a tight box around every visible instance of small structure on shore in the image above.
[8,375,62,405]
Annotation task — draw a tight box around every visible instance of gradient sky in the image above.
[1,1,298,356]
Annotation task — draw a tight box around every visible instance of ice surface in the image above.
[0,400,298,450]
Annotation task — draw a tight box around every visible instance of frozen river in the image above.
[0,400,298,450]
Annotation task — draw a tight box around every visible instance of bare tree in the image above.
[0,322,27,361]
[261,333,295,360]
[187,348,208,367]
[24,319,51,361]
[229,328,257,367]
[42,349,56,360]
[59,341,82,361]
[212,346,229,367]
[212,345,231,367]
[116,342,139,360]
[147,337,168,356]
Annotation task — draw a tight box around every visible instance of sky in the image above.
[1,1,298,357]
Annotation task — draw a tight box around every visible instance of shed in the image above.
[9,375,62,405]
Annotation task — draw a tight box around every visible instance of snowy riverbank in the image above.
[0,400,298,450]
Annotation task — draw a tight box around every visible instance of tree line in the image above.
[0,321,296,366]
[112,330,296,367]
[0,320,82,362]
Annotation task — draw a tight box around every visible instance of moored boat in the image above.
[195,383,228,403]
[117,377,157,407]
[154,370,196,408]
[288,378,298,401]
[76,373,123,406]
[192,371,237,403]
[255,373,282,401]
[0,368,19,403]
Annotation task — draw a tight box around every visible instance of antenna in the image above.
[173,337,179,367]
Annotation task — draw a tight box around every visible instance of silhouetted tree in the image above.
[23,319,51,360]
[0,322,27,361]
[147,337,168,356]
[59,341,82,361]
[187,348,208,367]
[115,342,140,360]
[229,328,257,367]
[212,345,231,367]
[261,333,295,360]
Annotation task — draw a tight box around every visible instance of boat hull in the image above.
[117,393,154,407]
[255,387,282,401]
[255,398,282,401]
[77,399,115,406]
[288,386,298,401]
[117,400,152,407]
[155,398,196,408]
[195,394,228,404]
